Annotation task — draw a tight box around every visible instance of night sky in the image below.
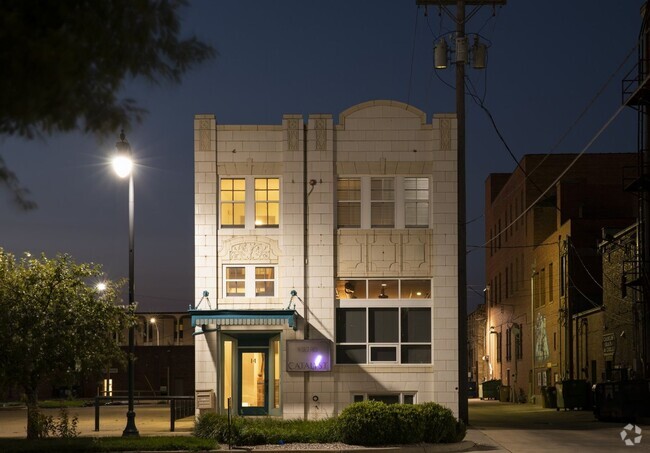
[0,1,643,312]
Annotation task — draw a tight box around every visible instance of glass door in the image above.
[239,350,268,415]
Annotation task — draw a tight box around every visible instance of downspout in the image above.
[303,122,310,420]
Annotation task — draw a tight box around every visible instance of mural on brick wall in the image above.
[534,312,550,364]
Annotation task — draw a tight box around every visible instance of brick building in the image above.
[482,153,637,403]
[192,100,461,418]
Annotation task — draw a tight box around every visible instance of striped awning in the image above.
[190,309,297,334]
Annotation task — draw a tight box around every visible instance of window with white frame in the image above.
[371,178,394,228]
[220,178,246,228]
[254,178,280,227]
[224,265,276,298]
[404,177,429,227]
[336,176,430,229]
[337,178,361,227]
[219,177,280,229]
[335,307,431,364]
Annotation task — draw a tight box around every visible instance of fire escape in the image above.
[622,7,650,378]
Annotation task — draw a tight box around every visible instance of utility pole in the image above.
[417,0,506,424]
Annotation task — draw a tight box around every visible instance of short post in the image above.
[170,398,176,432]
[94,397,100,432]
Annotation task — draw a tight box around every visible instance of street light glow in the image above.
[112,155,133,178]
[96,282,107,292]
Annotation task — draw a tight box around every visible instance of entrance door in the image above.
[239,350,268,415]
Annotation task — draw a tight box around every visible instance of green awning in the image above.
[190,309,297,334]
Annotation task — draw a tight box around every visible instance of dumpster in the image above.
[499,385,511,402]
[480,379,501,400]
[556,380,588,410]
[541,386,557,408]
[593,380,650,421]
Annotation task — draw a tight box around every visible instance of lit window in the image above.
[404,177,429,227]
[336,279,429,300]
[371,178,394,227]
[225,267,246,297]
[220,178,246,227]
[224,265,276,298]
[255,267,275,296]
[337,178,361,227]
[255,178,280,227]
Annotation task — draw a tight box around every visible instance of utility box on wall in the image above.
[196,389,215,410]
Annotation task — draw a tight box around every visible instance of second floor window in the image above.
[337,176,430,229]
[337,178,361,227]
[224,265,276,298]
[371,178,395,228]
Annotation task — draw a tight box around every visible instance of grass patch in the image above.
[38,399,92,409]
[0,436,217,452]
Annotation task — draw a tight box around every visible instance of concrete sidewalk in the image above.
[0,404,194,438]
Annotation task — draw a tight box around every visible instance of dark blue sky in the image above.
[0,1,643,311]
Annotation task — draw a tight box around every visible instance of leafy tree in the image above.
[0,0,215,207]
[0,249,135,439]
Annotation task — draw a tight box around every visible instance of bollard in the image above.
[94,397,100,431]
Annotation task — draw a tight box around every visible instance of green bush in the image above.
[389,404,424,444]
[337,400,393,446]
[194,413,339,446]
[418,402,460,443]
[194,412,235,443]
[194,401,465,447]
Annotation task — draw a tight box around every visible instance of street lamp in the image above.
[150,317,160,346]
[113,130,139,437]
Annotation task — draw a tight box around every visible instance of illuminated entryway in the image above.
[240,350,267,415]
[222,333,281,416]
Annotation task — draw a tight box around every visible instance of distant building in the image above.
[192,101,461,418]
[482,153,637,403]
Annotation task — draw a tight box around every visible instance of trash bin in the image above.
[541,386,557,408]
[556,380,588,410]
[500,385,511,402]
[480,379,501,400]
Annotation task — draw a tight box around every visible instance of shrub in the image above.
[388,404,424,444]
[337,401,393,446]
[418,402,459,443]
[26,408,79,439]
[194,412,235,443]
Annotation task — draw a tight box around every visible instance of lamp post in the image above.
[150,317,160,346]
[113,130,139,437]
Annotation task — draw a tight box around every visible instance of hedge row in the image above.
[194,401,465,446]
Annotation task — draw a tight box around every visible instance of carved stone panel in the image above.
[337,232,366,274]
[440,118,451,151]
[368,231,399,273]
[220,237,280,264]
[401,231,430,275]
[288,119,299,151]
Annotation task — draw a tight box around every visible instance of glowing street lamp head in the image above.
[150,317,156,324]
[96,282,107,292]
[113,130,133,178]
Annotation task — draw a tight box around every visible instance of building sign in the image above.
[286,340,331,372]
[603,333,616,359]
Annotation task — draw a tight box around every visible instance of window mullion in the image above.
[395,176,405,229]
[245,177,255,229]
[360,176,370,229]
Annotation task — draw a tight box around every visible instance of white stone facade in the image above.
[193,100,459,419]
